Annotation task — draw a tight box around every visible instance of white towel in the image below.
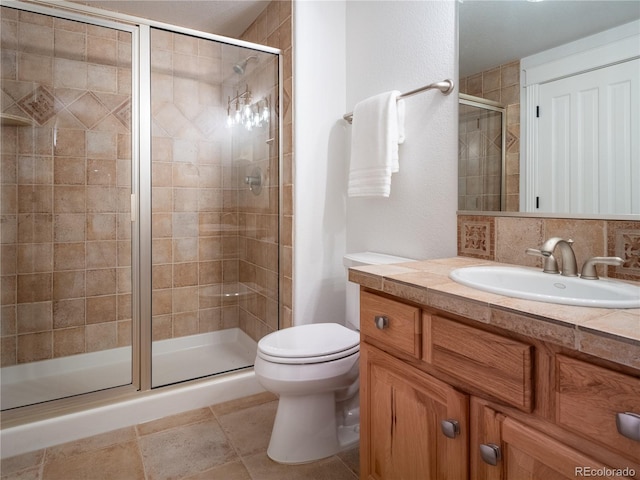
[348,91,405,197]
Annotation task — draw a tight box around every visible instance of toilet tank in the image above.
[343,252,415,330]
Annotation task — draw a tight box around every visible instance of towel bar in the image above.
[343,79,454,124]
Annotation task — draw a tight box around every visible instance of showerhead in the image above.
[233,55,257,75]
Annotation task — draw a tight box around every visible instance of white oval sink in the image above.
[449,266,640,309]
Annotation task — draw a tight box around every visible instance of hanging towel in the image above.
[348,90,405,197]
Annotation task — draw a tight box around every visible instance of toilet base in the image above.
[266,392,359,464]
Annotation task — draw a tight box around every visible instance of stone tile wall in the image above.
[458,214,640,282]
[460,60,520,211]
[1,7,133,365]
[0,2,293,365]
[240,1,293,331]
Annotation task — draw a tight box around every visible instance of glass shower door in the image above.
[458,95,506,211]
[149,28,280,387]
[0,6,134,409]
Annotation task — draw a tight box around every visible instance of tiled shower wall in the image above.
[148,25,280,343]
[241,1,293,331]
[149,28,237,341]
[231,63,280,341]
[150,1,293,343]
[0,1,293,368]
[460,60,520,212]
[458,214,640,282]
[1,7,133,365]
[458,103,502,211]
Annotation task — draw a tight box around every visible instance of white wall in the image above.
[293,1,458,326]
[345,1,458,260]
[293,1,349,325]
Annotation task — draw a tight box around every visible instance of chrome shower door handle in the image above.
[616,412,640,442]
[374,315,388,330]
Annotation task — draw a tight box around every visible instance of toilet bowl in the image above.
[255,323,360,464]
[254,252,414,464]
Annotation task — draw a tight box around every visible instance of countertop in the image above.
[349,256,640,370]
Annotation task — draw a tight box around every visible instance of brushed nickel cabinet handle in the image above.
[440,419,460,439]
[374,315,389,330]
[479,443,501,466]
[616,412,640,442]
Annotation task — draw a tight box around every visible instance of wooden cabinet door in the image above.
[501,418,636,479]
[555,355,640,463]
[361,343,469,480]
[472,399,636,480]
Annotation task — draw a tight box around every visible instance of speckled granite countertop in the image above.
[349,256,640,370]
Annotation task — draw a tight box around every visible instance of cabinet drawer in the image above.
[423,314,534,411]
[360,291,421,358]
[556,355,640,462]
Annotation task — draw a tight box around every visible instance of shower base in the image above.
[1,328,257,411]
[1,369,263,459]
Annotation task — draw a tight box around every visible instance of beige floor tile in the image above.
[242,451,358,480]
[136,407,214,436]
[210,391,277,417]
[337,446,360,477]
[2,395,359,480]
[216,400,277,457]
[1,466,41,480]
[44,427,137,462]
[1,450,44,478]
[138,419,236,480]
[42,441,144,480]
[183,460,251,480]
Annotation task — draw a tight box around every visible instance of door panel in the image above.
[361,343,469,480]
[536,59,639,214]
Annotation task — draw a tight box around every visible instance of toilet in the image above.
[254,252,414,464]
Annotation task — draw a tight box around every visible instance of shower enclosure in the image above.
[1,1,280,412]
[458,93,506,211]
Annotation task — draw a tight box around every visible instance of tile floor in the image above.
[1,392,360,480]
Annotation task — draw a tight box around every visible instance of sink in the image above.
[449,266,640,309]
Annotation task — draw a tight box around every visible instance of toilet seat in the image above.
[257,323,360,365]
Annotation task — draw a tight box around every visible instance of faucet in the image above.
[580,256,624,280]
[525,248,559,274]
[540,237,578,277]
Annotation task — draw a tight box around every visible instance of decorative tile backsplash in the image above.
[458,215,640,282]
[608,222,640,280]
[458,216,494,259]
[16,85,58,125]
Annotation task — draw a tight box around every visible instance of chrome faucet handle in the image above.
[525,248,560,274]
[580,256,624,280]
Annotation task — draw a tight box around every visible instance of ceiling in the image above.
[80,0,269,38]
[80,1,639,77]
[459,1,640,77]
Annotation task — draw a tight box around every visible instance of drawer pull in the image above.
[440,419,460,439]
[616,412,640,442]
[374,315,389,330]
[479,443,501,466]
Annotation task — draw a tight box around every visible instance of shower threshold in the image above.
[1,328,257,411]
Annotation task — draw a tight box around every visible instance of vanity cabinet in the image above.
[422,314,533,412]
[359,290,640,480]
[470,398,636,480]
[360,343,469,479]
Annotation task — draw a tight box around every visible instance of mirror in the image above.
[458,1,640,215]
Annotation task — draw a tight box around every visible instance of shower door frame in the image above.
[1,0,283,426]
[459,93,507,211]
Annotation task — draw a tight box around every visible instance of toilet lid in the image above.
[257,323,359,363]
